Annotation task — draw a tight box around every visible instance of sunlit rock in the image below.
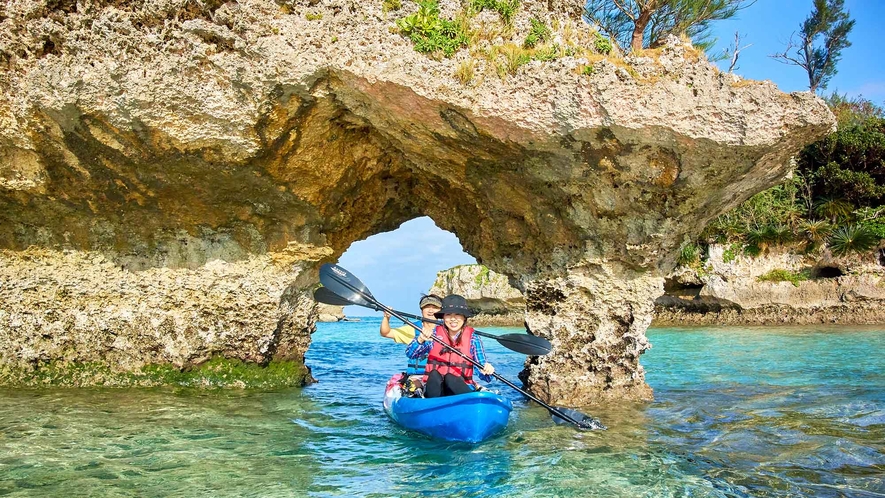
[0,0,834,399]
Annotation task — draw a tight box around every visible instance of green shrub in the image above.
[677,242,702,266]
[581,65,595,76]
[828,224,880,256]
[523,18,550,49]
[722,242,742,263]
[799,219,834,243]
[758,268,812,287]
[469,0,519,24]
[396,0,469,57]
[383,0,402,12]
[454,59,475,85]
[745,224,790,254]
[593,32,612,55]
[305,12,323,20]
[500,43,531,74]
[798,104,885,209]
[704,175,808,246]
[855,206,885,240]
[533,44,560,61]
[814,196,855,222]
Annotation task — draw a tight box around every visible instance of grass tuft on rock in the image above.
[396,0,469,57]
[757,268,813,287]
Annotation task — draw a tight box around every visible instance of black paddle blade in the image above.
[319,263,376,308]
[552,407,607,430]
[313,287,354,307]
[487,333,552,356]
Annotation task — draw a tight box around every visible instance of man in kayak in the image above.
[379,294,442,344]
[406,294,495,398]
[380,294,443,384]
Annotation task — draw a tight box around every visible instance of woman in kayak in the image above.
[406,294,495,398]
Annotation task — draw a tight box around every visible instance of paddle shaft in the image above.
[380,309,512,345]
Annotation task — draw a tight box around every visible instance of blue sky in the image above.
[337,217,475,317]
[334,0,882,318]
[707,0,885,99]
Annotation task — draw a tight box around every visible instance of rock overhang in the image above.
[1,1,834,278]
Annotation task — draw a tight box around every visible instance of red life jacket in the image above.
[423,325,475,384]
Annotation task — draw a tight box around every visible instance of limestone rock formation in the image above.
[430,264,524,325]
[316,303,346,322]
[0,0,834,401]
[655,244,885,325]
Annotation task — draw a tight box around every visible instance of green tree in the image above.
[583,0,752,53]
[825,92,885,127]
[770,0,855,93]
[798,111,885,208]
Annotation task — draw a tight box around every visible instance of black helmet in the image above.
[433,294,474,318]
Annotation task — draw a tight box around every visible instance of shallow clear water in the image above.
[1,320,884,497]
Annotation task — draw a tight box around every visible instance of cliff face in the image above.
[0,0,834,401]
[655,245,885,325]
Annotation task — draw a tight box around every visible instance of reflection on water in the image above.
[1,322,883,497]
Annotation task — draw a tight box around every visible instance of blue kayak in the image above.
[383,374,513,443]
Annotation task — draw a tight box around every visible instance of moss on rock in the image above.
[0,357,313,389]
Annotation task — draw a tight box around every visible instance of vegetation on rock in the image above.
[393,0,618,78]
[523,18,551,49]
[468,0,520,25]
[757,268,813,287]
[395,0,470,57]
[0,357,312,389]
[687,94,884,265]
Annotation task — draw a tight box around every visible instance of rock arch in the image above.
[0,0,834,401]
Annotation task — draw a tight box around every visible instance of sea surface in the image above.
[1,319,883,497]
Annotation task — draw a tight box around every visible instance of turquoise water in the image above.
[1,320,884,497]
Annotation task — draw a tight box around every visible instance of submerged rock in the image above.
[0,0,834,401]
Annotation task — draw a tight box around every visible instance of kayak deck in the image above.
[383,374,513,443]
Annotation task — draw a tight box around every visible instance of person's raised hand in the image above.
[418,327,434,344]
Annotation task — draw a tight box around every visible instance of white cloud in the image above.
[846,81,885,100]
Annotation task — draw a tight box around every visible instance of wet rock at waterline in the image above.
[0,0,834,402]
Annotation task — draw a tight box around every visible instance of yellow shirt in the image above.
[389,324,418,344]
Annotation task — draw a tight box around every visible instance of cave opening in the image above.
[813,266,844,279]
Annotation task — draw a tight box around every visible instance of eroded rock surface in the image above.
[655,244,885,326]
[0,0,834,400]
[430,264,524,325]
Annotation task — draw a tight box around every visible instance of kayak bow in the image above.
[383,374,513,443]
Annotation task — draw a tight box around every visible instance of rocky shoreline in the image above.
[652,302,885,327]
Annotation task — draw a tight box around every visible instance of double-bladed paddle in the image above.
[313,287,552,356]
[318,263,606,431]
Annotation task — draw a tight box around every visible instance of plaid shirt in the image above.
[406,327,492,383]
